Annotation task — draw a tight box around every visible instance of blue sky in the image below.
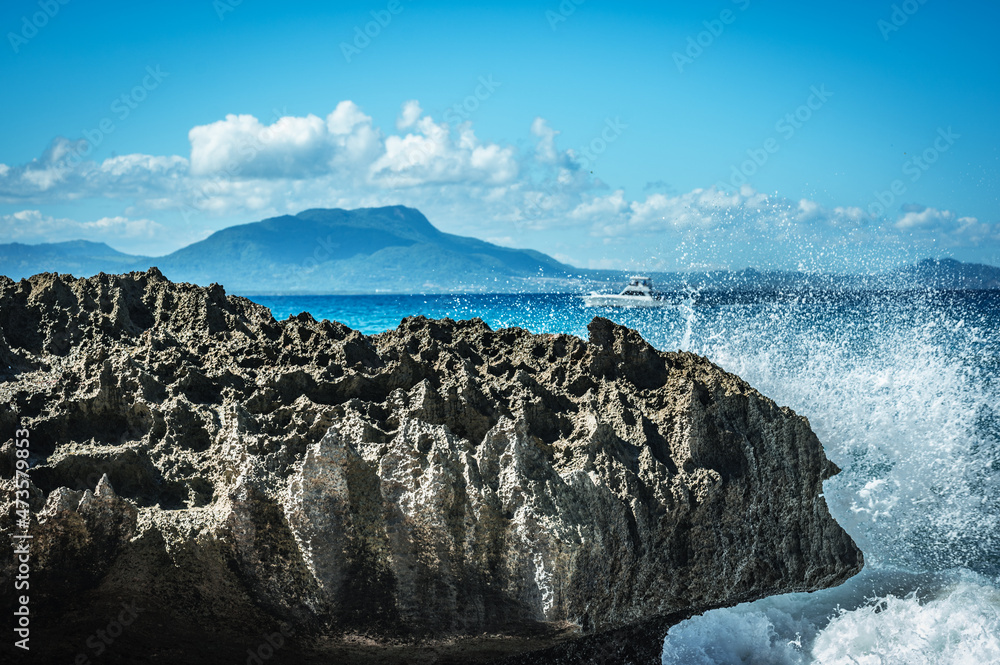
[1,0,998,271]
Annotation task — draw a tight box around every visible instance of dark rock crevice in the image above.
[0,269,862,664]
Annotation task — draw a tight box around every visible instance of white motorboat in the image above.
[581,276,669,308]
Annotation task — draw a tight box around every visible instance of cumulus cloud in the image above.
[531,117,559,164]
[0,103,558,222]
[183,100,519,190]
[575,186,798,239]
[0,210,166,254]
[896,205,964,230]
[0,137,89,197]
[370,111,518,187]
[570,190,631,236]
[178,101,381,184]
[0,137,188,204]
[894,205,999,245]
[397,100,422,130]
[551,185,933,270]
[189,113,326,178]
[0,99,995,270]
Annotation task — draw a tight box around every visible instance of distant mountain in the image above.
[0,240,149,278]
[151,206,573,293]
[1,207,998,293]
[581,260,1000,294]
[888,258,1000,289]
[0,206,576,294]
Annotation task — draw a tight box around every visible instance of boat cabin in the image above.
[620,276,653,296]
[581,275,665,307]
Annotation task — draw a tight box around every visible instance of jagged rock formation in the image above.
[0,269,862,664]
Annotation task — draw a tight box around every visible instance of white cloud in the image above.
[628,191,715,231]
[895,206,961,230]
[569,190,632,237]
[326,101,383,169]
[370,108,518,187]
[83,216,163,237]
[531,117,559,164]
[101,154,187,176]
[549,186,943,270]
[0,99,994,270]
[189,113,332,178]
[0,138,188,204]
[895,206,999,245]
[0,103,528,219]
[0,210,166,254]
[184,102,384,181]
[397,100,422,130]
[326,100,369,134]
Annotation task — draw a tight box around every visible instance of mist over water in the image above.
[250,289,1000,664]
[670,291,1000,575]
[650,289,1000,664]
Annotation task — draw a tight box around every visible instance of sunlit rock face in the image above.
[0,269,861,663]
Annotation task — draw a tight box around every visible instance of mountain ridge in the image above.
[0,206,577,294]
[1,206,998,293]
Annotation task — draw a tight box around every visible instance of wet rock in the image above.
[0,269,862,663]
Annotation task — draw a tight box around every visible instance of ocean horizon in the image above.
[4,1,998,661]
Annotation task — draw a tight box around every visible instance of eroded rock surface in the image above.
[0,269,862,663]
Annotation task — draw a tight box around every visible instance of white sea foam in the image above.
[262,291,1000,664]
[662,571,1000,665]
[667,293,1000,573]
[654,291,1000,664]
[811,577,1000,665]
[661,604,808,665]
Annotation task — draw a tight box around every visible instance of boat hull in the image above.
[581,294,670,308]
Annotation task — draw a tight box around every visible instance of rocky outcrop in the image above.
[0,269,862,664]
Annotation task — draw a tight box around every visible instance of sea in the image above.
[248,289,1000,664]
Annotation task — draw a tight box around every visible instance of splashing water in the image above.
[672,291,1000,574]
[662,572,1000,665]
[812,578,1000,665]
[249,288,1000,664]
[655,289,1000,664]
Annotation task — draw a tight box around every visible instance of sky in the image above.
[1,0,998,271]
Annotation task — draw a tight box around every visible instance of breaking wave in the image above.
[251,288,1000,664]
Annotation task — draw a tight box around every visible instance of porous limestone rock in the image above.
[0,269,862,664]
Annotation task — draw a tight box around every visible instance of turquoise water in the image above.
[250,292,623,338]
[248,289,1000,664]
